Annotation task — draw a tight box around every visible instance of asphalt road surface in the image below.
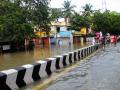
[44,43,120,90]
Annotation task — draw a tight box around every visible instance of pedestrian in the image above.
[110,35,114,45]
[113,35,117,47]
[92,37,95,45]
[106,33,110,44]
[99,31,103,41]
[101,35,106,50]
[95,32,100,43]
[58,39,62,46]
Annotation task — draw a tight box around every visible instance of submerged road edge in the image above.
[0,44,100,90]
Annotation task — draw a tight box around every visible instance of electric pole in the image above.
[102,0,107,12]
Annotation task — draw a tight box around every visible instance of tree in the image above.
[0,0,52,51]
[21,0,50,37]
[0,0,34,42]
[69,13,86,31]
[82,3,93,17]
[69,11,93,32]
[81,3,93,34]
[31,0,50,36]
[49,8,63,21]
[62,0,76,23]
[93,11,120,35]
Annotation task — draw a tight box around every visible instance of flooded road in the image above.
[0,43,87,71]
[29,43,120,90]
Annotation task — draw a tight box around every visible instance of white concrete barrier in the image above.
[22,64,34,85]
[54,55,64,69]
[62,53,70,66]
[68,52,75,63]
[0,44,100,90]
[37,61,48,78]
[1,69,18,90]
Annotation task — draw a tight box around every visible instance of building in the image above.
[34,18,73,45]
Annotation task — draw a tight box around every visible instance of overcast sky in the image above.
[50,0,120,12]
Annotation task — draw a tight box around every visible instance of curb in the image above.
[0,44,100,90]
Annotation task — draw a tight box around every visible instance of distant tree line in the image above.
[67,3,120,35]
[0,0,120,51]
[93,11,120,35]
[50,1,120,35]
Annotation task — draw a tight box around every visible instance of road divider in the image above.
[0,44,100,90]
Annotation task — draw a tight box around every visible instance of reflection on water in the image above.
[0,43,87,71]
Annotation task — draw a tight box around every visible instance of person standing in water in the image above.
[113,35,117,47]
[101,35,106,50]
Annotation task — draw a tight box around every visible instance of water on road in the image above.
[0,43,87,71]
[39,43,120,90]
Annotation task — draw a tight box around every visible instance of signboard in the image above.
[3,45,10,50]
[80,28,86,35]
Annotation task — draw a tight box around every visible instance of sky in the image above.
[50,0,120,12]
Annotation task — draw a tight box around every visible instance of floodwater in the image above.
[41,43,120,90]
[0,42,88,71]
[21,43,120,90]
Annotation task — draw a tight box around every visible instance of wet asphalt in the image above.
[43,43,120,90]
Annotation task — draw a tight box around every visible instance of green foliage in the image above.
[28,0,50,36]
[62,0,76,19]
[1,0,120,44]
[0,0,34,42]
[49,0,76,21]
[49,8,63,20]
[69,12,92,31]
[0,0,50,43]
[82,3,93,17]
[68,3,93,31]
[93,11,120,35]
[70,5,120,35]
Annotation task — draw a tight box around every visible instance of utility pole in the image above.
[102,0,107,12]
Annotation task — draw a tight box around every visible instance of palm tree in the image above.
[49,8,63,21]
[82,3,93,17]
[82,4,93,35]
[62,0,76,23]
